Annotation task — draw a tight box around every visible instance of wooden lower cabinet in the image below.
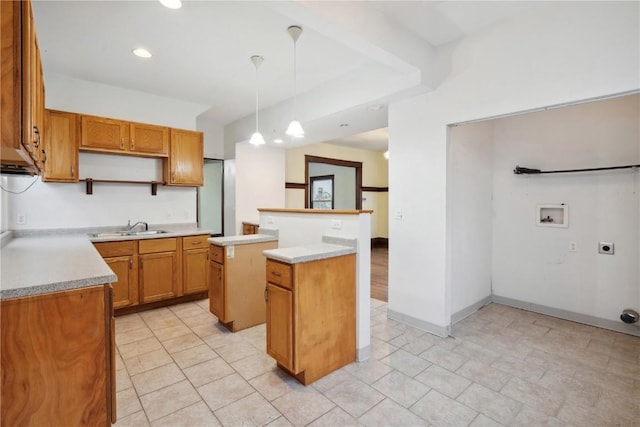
[207,240,277,331]
[0,285,115,426]
[93,240,138,309]
[182,235,209,294]
[265,254,356,385]
[139,238,179,303]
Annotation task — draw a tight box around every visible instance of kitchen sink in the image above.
[89,230,169,238]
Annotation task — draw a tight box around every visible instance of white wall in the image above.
[5,74,211,230]
[448,121,494,319]
[491,95,639,324]
[235,143,285,235]
[388,1,639,335]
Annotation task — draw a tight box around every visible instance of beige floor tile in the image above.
[414,364,471,399]
[359,398,427,427]
[500,377,563,416]
[453,341,501,366]
[216,340,262,363]
[131,362,186,396]
[115,410,151,427]
[116,366,134,392]
[250,369,305,401]
[410,390,478,427]
[389,333,436,356]
[198,373,254,412]
[455,360,511,392]
[118,336,163,359]
[139,379,201,422]
[323,377,385,417]
[371,322,405,342]
[214,392,281,426]
[267,416,295,427]
[307,406,360,427]
[370,336,399,360]
[183,357,234,387]
[231,352,277,380]
[272,387,335,426]
[161,332,204,354]
[511,405,566,426]
[172,343,219,369]
[116,386,143,419]
[419,344,468,371]
[573,365,636,395]
[507,320,550,338]
[116,326,154,346]
[115,351,125,371]
[491,354,546,383]
[345,358,394,385]
[536,370,600,407]
[142,314,185,332]
[594,389,640,422]
[181,312,218,329]
[380,348,431,377]
[115,313,146,332]
[151,401,220,427]
[468,413,504,427]
[457,383,521,425]
[153,324,192,342]
[311,367,355,394]
[371,370,430,408]
[202,329,246,349]
[169,302,207,318]
[124,348,173,376]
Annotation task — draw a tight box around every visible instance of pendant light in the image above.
[286,25,304,138]
[249,55,265,146]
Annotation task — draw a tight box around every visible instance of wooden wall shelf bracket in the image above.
[80,178,164,195]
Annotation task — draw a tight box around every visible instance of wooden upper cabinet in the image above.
[130,123,169,156]
[0,0,42,174]
[80,115,168,158]
[43,110,79,182]
[165,129,204,186]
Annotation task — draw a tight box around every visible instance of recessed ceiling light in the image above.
[339,123,349,127]
[132,48,152,58]
[273,138,284,144]
[159,0,182,9]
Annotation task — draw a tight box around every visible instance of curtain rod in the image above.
[514,164,640,175]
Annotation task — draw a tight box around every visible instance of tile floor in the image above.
[114,299,640,426]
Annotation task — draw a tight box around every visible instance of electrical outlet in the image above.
[267,216,274,225]
[569,241,577,252]
[331,220,342,230]
[16,213,26,225]
[395,208,403,220]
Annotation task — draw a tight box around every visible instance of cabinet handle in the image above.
[33,127,41,148]
[120,137,125,150]
[140,258,143,269]
[71,165,75,176]
[41,149,46,164]
[206,253,209,260]
[217,270,221,280]
[171,172,176,181]
[129,258,133,269]
[191,241,201,245]
[264,287,268,302]
[270,271,281,277]
[131,139,135,150]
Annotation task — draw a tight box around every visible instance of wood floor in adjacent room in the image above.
[371,247,388,302]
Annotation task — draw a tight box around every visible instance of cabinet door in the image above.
[208,260,225,320]
[81,115,129,152]
[139,251,178,303]
[266,283,293,371]
[183,248,208,295]
[130,122,168,156]
[43,110,79,182]
[105,255,138,309]
[165,129,203,186]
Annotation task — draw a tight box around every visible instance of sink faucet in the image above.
[127,220,148,231]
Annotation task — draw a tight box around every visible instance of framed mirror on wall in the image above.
[310,175,334,209]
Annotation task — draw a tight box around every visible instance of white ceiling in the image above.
[31,1,540,152]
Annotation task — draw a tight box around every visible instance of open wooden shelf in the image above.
[79,178,165,196]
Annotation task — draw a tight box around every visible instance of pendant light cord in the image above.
[292,39,297,119]
[255,62,259,132]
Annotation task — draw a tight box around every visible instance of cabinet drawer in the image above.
[94,240,135,257]
[266,260,292,290]
[183,235,209,249]
[139,237,177,254]
[209,244,224,264]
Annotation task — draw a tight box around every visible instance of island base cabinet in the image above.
[0,285,115,426]
[265,255,356,385]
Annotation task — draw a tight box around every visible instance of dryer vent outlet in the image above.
[620,309,639,324]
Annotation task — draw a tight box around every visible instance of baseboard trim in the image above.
[388,309,450,337]
[492,295,640,337]
[357,345,371,362]
[451,295,492,324]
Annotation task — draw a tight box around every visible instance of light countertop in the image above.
[208,234,278,247]
[263,243,356,264]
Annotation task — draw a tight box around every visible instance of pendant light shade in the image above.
[249,55,265,145]
[286,25,304,138]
